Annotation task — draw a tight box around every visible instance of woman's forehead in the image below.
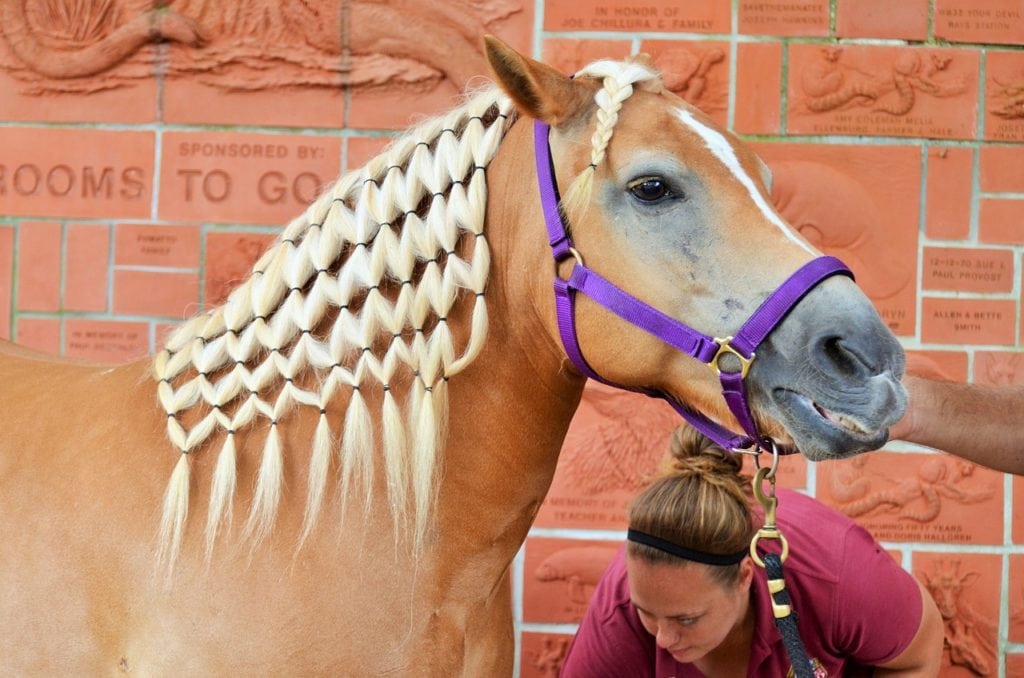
[627,556,722,613]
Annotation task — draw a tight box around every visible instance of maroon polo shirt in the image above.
[560,489,922,677]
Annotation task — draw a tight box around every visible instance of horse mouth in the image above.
[771,388,891,458]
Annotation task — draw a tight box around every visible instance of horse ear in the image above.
[483,35,591,126]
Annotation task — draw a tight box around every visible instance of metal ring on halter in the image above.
[554,247,584,280]
[752,437,780,480]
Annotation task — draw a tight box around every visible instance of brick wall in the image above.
[0,1,1022,675]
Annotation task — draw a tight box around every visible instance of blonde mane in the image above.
[153,59,664,568]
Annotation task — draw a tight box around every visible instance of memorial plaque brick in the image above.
[985,51,1024,142]
[922,247,1014,294]
[935,0,1024,45]
[738,0,828,37]
[545,0,729,33]
[115,224,200,269]
[921,298,1015,345]
[64,319,148,362]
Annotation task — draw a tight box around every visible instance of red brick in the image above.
[734,42,783,135]
[975,351,1024,385]
[0,31,156,124]
[16,221,61,312]
[15,317,60,356]
[978,198,1024,244]
[523,537,619,623]
[0,129,153,219]
[1010,555,1024,643]
[204,232,279,307]
[535,382,677,530]
[1008,654,1024,677]
[925,147,973,240]
[836,0,928,40]
[755,143,921,336]
[344,137,392,174]
[1015,476,1024,544]
[114,224,200,269]
[985,51,1024,142]
[520,632,575,678]
[113,270,199,319]
[922,247,1014,293]
[65,223,110,313]
[639,41,729,126]
[980,145,1024,193]
[64,319,149,363]
[542,39,632,76]
[904,350,968,383]
[158,132,340,226]
[935,0,1024,45]
[921,298,1015,345]
[817,452,1004,544]
[0,227,12,340]
[738,0,828,36]
[545,0,730,33]
[787,44,979,141]
[742,453,807,491]
[914,553,1000,676]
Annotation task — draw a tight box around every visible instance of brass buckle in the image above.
[707,336,754,378]
[554,246,584,281]
[749,462,789,567]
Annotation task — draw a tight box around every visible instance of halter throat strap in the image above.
[534,120,853,451]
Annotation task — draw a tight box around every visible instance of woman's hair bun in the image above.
[665,424,744,477]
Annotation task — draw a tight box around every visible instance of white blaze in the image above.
[673,108,814,254]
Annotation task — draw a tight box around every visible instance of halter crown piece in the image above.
[534,120,853,453]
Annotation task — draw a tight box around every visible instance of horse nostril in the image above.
[819,336,876,378]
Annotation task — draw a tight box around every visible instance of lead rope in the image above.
[750,446,815,678]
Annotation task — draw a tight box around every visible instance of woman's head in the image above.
[625,425,757,663]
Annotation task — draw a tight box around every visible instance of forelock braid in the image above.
[561,58,663,218]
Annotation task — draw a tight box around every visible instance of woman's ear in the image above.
[737,558,755,590]
[483,35,592,126]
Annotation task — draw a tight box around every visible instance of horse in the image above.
[0,37,906,674]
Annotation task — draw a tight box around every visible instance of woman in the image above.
[559,426,943,677]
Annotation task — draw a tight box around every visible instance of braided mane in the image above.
[153,58,663,568]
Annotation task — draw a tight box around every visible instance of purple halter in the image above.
[534,120,853,452]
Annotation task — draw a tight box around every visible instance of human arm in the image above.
[873,578,944,677]
[889,375,1024,475]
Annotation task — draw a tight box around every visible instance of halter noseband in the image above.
[534,120,852,452]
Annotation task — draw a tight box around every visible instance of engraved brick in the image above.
[542,39,632,76]
[0,227,12,340]
[978,198,1024,245]
[980,145,1024,193]
[817,452,1003,545]
[734,42,783,135]
[545,0,730,33]
[787,44,979,141]
[64,319,149,363]
[640,40,728,126]
[158,132,340,225]
[925,147,973,240]
[755,143,920,336]
[15,318,60,356]
[913,552,1000,676]
[344,137,392,173]
[836,0,928,40]
[65,223,110,313]
[985,51,1024,142]
[975,351,1024,385]
[0,25,157,124]
[17,221,61,312]
[0,129,152,219]
[738,0,828,36]
[935,0,1024,45]
[520,632,575,678]
[535,382,676,530]
[922,247,1014,294]
[523,537,619,623]
[115,224,200,269]
[204,231,278,307]
[904,350,968,383]
[921,298,1015,345]
[113,270,199,319]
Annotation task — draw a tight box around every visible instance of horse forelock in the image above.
[153,86,517,568]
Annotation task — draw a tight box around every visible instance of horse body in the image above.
[0,38,905,674]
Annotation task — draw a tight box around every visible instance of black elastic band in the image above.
[627,529,747,566]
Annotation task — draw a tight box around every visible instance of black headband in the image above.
[627,529,748,566]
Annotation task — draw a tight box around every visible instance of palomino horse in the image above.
[0,38,905,674]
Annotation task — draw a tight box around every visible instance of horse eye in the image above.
[629,178,672,202]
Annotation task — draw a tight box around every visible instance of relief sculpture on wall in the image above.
[991,67,1024,120]
[0,0,523,95]
[923,559,996,676]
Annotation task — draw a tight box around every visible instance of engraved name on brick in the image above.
[546,1,726,33]
[923,248,1014,293]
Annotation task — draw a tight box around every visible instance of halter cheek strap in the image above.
[534,120,853,451]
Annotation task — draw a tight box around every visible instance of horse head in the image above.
[485,37,905,460]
